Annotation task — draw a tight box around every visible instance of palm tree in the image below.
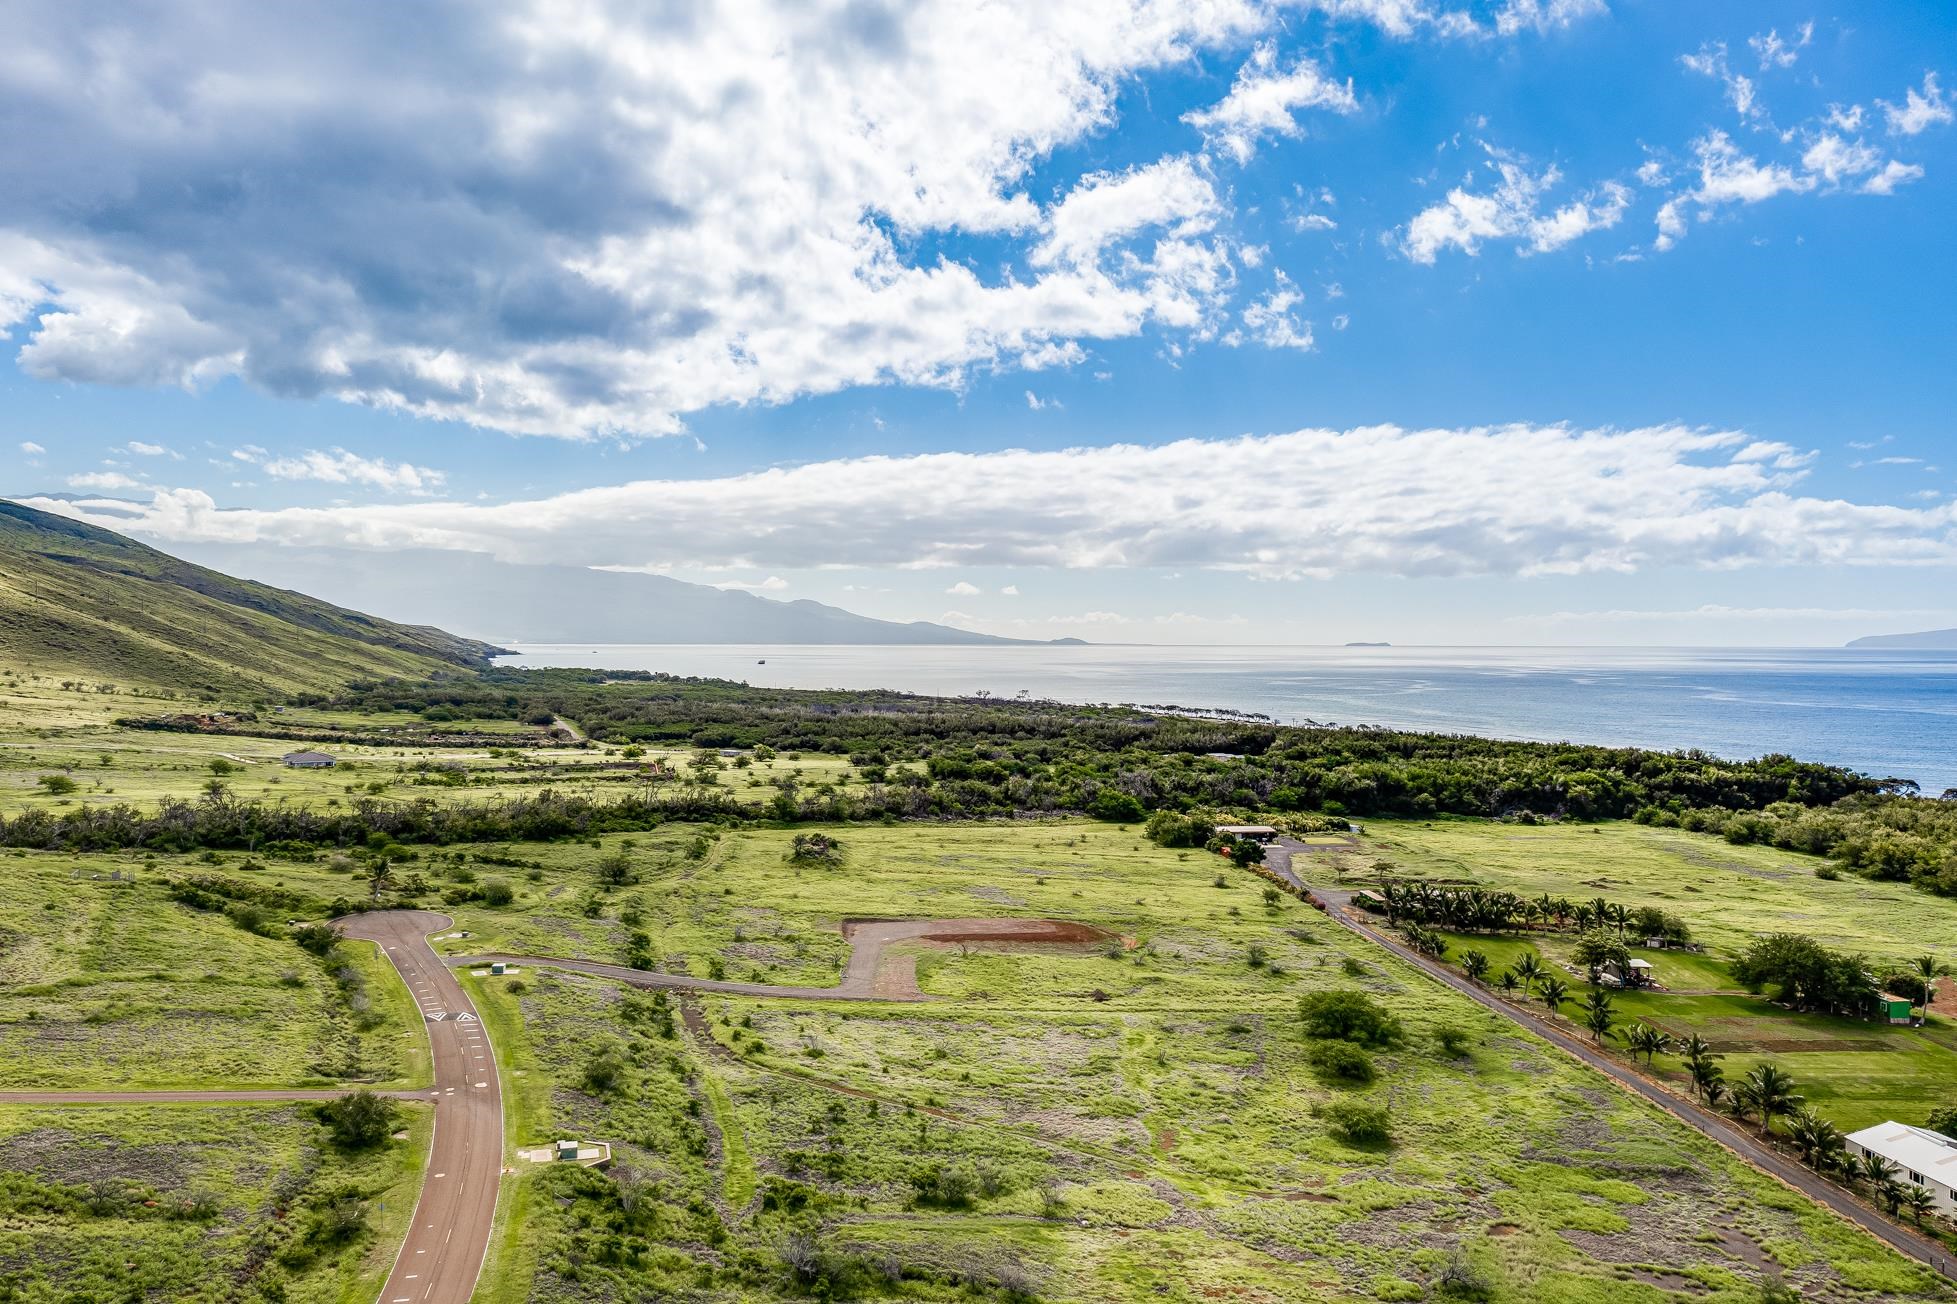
[1623,1022,1671,1065]
[1690,1058,1725,1106]
[368,858,395,900]
[1785,1108,1837,1167]
[1514,953,1545,995]
[1911,955,1948,1019]
[1462,949,1490,984]
[1580,988,1617,1044]
[1857,1152,1896,1191]
[1538,976,1569,1020]
[1496,970,1520,997]
[1739,1063,1802,1137]
[1903,1184,1936,1225]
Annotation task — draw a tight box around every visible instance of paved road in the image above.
[339,910,504,1304]
[1267,840,1957,1284]
[451,917,1106,1003]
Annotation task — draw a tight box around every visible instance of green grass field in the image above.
[420,820,1950,1302]
[0,1098,430,1302]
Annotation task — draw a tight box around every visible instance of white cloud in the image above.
[1025,390,1048,411]
[1034,155,1222,268]
[1801,133,1882,185]
[1882,72,1954,136]
[946,580,982,595]
[1181,42,1357,165]
[1862,160,1925,195]
[1001,584,1020,595]
[67,471,142,491]
[18,440,45,456]
[32,423,1957,582]
[122,439,181,459]
[1234,274,1313,350]
[1747,24,1811,71]
[713,575,788,592]
[1680,42,1767,126]
[1653,130,1814,250]
[1492,0,1607,37]
[260,448,447,495]
[1523,603,1948,625]
[1292,213,1339,232]
[1400,151,1631,262]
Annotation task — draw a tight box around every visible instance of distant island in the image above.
[1344,641,1392,648]
[1846,628,1957,650]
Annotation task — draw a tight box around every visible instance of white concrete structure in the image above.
[1846,1122,1957,1215]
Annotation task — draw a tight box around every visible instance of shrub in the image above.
[291,922,339,956]
[581,1044,629,1096]
[479,877,515,906]
[1433,1024,1472,1058]
[1298,989,1403,1046]
[36,775,77,795]
[1088,789,1146,823]
[1322,1100,1391,1145]
[314,1090,396,1149]
[1435,1250,1494,1300]
[1308,1039,1376,1084]
[909,1162,976,1208]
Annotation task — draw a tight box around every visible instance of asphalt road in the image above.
[1266,838,1957,1284]
[339,910,504,1304]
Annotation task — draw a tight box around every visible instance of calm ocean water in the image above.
[493,645,1957,794]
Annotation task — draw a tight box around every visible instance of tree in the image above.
[1623,1021,1671,1065]
[1461,949,1490,984]
[1926,1105,1957,1136]
[1495,969,1519,997]
[1228,839,1265,869]
[1903,1184,1936,1225]
[368,859,395,900]
[1537,976,1569,1019]
[1857,1151,1897,1192]
[1513,954,1545,995]
[1911,954,1948,1019]
[314,1090,396,1149]
[1579,988,1617,1044]
[1322,1100,1391,1146]
[1572,930,1630,985]
[1297,990,1404,1047]
[37,774,77,796]
[596,850,639,886]
[1735,1063,1802,1137]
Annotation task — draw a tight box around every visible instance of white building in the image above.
[1846,1122,1957,1215]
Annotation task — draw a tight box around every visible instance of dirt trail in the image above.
[452,916,1112,1003]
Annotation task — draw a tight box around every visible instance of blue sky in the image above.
[5,0,1955,644]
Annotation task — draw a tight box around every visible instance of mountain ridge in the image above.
[1846,628,1957,650]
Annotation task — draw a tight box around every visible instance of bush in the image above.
[909,1162,976,1208]
[314,1090,396,1149]
[1144,809,1206,847]
[1308,1039,1376,1084]
[291,922,339,956]
[1435,1250,1494,1300]
[1088,789,1145,823]
[479,877,515,906]
[1298,989,1403,1046]
[1322,1100,1391,1145]
[36,774,77,795]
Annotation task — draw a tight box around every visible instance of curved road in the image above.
[338,910,504,1304]
[1264,838,1957,1284]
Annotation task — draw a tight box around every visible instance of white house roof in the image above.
[1847,1122,1957,1186]
[1627,959,1653,969]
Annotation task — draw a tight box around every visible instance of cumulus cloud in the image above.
[255,448,447,494]
[30,424,1957,582]
[1862,160,1925,195]
[12,1,1572,441]
[946,580,982,595]
[1181,42,1357,164]
[1400,151,1631,262]
[1882,72,1954,136]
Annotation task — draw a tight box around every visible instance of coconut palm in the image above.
[1911,955,1948,1019]
[1496,969,1520,997]
[1903,1185,1936,1225]
[1461,949,1490,984]
[1538,976,1569,1019]
[1785,1108,1841,1169]
[1514,953,1545,994]
[1738,1063,1802,1137]
[1623,1021,1672,1065]
[1580,988,1617,1044]
[1857,1152,1897,1191]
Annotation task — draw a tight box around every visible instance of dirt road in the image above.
[339,910,504,1304]
[1267,839,1957,1284]
[449,916,1111,1002]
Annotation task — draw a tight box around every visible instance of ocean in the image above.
[491,644,1957,794]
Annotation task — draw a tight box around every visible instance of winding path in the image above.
[1265,837,1957,1284]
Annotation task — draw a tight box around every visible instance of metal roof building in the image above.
[1846,1122,1957,1214]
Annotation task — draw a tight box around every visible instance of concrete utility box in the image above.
[557,1140,579,1162]
[490,962,506,975]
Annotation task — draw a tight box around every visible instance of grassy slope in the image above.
[0,500,498,694]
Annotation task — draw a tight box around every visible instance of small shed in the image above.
[1877,992,1915,1025]
[281,750,337,769]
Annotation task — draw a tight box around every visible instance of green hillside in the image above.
[0,500,501,693]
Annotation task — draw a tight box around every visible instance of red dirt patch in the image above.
[1488,1223,1520,1237]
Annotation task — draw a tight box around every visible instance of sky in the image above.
[4,0,1956,646]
